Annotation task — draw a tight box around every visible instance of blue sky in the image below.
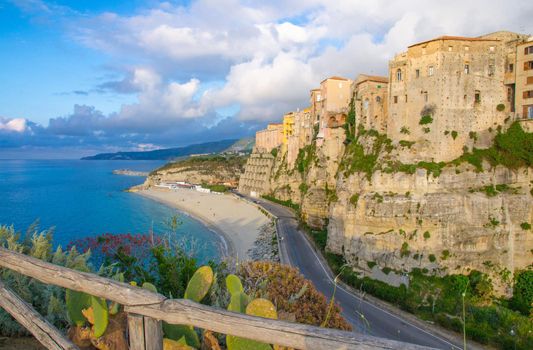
[1,0,532,158]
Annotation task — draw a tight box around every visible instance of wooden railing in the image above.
[0,247,434,350]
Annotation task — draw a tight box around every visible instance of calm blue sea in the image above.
[0,159,222,263]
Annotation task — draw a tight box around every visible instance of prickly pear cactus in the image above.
[226,298,278,350]
[66,289,91,326]
[91,296,109,338]
[184,265,214,302]
[142,282,158,293]
[225,274,243,295]
[163,337,195,350]
[163,323,200,348]
[245,299,277,319]
[228,292,250,313]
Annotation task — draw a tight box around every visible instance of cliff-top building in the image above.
[352,75,389,133]
[255,123,283,152]
[388,31,531,161]
[313,76,352,145]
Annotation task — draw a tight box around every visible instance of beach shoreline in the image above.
[136,187,270,260]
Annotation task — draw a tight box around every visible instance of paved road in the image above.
[240,194,463,350]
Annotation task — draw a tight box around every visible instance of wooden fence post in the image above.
[128,313,163,350]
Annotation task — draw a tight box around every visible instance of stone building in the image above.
[387,32,532,162]
[282,112,295,148]
[516,39,533,120]
[312,76,352,145]
[287,108,313,168]
[255,123,283,152]
[352,75,389,133]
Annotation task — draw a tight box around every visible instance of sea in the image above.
[0,159,222,263]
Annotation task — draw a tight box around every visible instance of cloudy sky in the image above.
[1,0,532,158]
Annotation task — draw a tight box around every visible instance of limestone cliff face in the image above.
[267,128,346,228]
[328,164,533,294]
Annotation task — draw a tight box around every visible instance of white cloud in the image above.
[0,118,28,133]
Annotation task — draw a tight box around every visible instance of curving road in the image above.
[239,193,464,350]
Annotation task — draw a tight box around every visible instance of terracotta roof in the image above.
[408,35,500,48]
[310,88,321,92]
[321,76,350,83]
[356,74,389,85]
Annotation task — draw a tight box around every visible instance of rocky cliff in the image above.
[242,122,533,295]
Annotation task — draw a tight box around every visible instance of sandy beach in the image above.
[137,187,271,260]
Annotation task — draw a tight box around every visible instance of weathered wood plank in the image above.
[0,247,165,306]
[125,300,434,350]
[128,313,145,350]
[143,317,163,350]
[0,280,79,350]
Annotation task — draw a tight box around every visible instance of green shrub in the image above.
[400,126,410,135]
[441,250,450,260]
[299,183,309,194]
[451,130,458,140]
[419,115,433,125]
[520,222,531,230]
[428,254,436,262]
[399,140,415,148]
[270,148,278,157]
[349,194,359,207]
[496,103,505,112]
[400,242,410,257]
[423,231,431,240]
[367,261,377,269]
[510,270,533,315]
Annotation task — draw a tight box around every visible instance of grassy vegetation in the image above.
[261,194,300,211]
[294,144,317,175]
[419,115,433,125]
[201,183,228,193]
[151,154,248,176]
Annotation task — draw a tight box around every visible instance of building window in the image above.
[396,69,402,81]
[489,46,495,52]
[376,96,382,103]
[394,96,398,104]
[528,76,533,85]
[528,106,533,119]
[448,46,453,52]
[475,90,481,103]
[488,64,495,77]
[424,92,428,102]
[524,90,533,99]
[524,46,533,55]
[415,69,420,78]
[508,63,514,73]
[316,94,321,102]
[464,46,469,51]
[428,66,434,76]
[524,61,533,71]
[405,95,408,102]
[507,87,513,102]
[363,99,369,110]
[464,64,470,74]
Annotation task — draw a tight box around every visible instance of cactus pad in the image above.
[226,335,272,350]
[66,289,91,326]
[227,292,250,313]
[162,323,200,348]
[90,296,109,338]
[142,282,158,293]
[245,298,277,319]
[183,265,213,302]
[225,274,243,295]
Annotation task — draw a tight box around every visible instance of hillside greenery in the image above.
[151,154,248,177]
